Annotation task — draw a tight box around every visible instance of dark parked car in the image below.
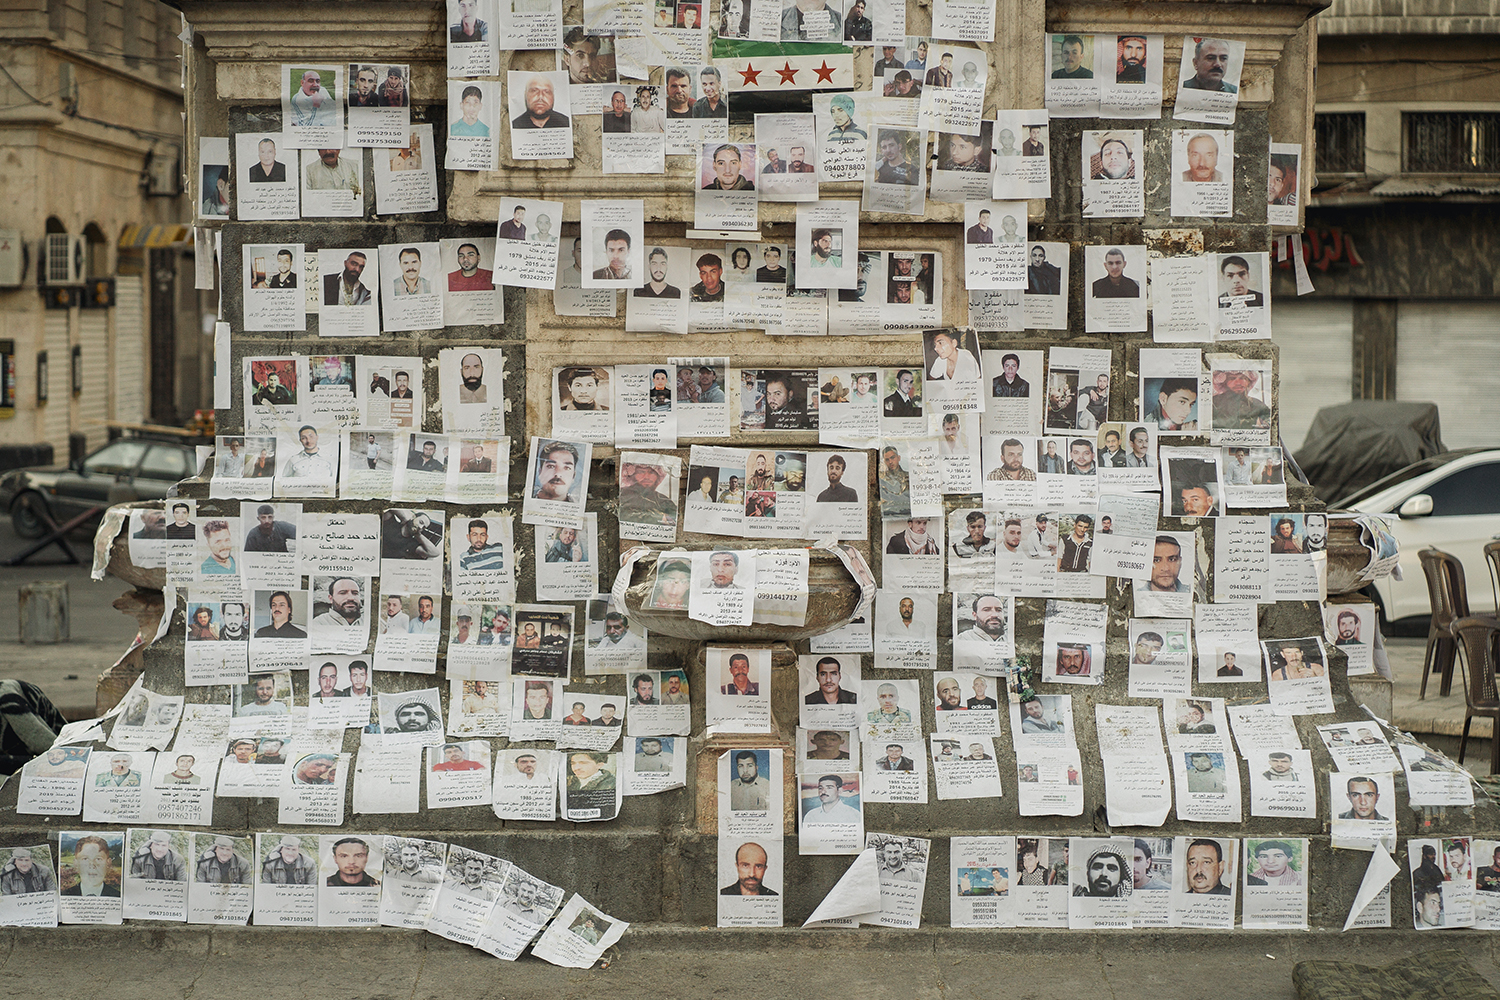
[0,437,198,538]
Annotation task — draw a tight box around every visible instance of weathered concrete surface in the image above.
[2,925,1498,1000]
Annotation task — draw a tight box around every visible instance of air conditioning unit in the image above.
[39,234,85,286]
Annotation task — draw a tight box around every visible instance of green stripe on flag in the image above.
[712,38,852,57]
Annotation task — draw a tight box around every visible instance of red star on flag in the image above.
[738,63,762,86]
[813,61,836,83]
[776,61,799,85]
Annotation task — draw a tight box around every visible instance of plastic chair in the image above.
[1452,616,1500,775]
[1418,548,1467,699]
[1485,539,1500,614]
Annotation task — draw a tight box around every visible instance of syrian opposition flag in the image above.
[715,39,855,92]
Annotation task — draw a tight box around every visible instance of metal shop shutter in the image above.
[1271,298,1354,452]
[113,274,146,426]
[1397,301,1500,450]
[42,311,70,449]
[78,310,109,450]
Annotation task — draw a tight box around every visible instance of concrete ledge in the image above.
[5,924,1500,1000]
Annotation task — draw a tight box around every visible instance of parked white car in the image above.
[1337,448,1500,625]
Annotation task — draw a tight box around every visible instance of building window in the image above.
[1404,112,1500,174]
[1315,112,1366,174]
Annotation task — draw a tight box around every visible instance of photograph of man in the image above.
[1073,847,1127,897]
[886,516,939,555]
[1019,697,1062,734]
[781,0,839,40]
[722,842,776,895]
[293,753,337,784]
[450,0,487,39]
[1132,839,1170,891]
[254,592,306,640]
[390,371,413,399]
[1091,247,1139,297]
[1185,838,1231,894]
[1090,135,1134,180]
[1477,846,1500,893]
[1145,377,1198,430]
[1066,439,1097,477]
[304,147,360,195]
[1339,776,1386,820]
[195,836,252,885]
[802,774,861,825]
[728,750,771,810]
[634,736,672,772]
[591,702,622,727]
[958,594,1009,643]
[513,75,569,129]
[1116,35,1147,82]
[593,229,633,280]
[391,247,431,297]
[952,511,995,559]
[0,849,58,897]
[942,131,988,173]
[160,752,203,785]
[1022,124,1045,156]
[872,838,920,883]
[532,440,581,502]
[631,86,665,133]
[260,835,317,885]
[1217,255,1265,307]
[1304,513,1327,551]
[567,751,616,791]
[867,683,911,726]
[1271,517,1302,554]
[1052,34,1092,78]
[1057,514,1092,573]
[1259,751,1299,782]
[323,251,371,305]
[280,425,333,480]
[201,165,230,216]
[805,730,850,761]
[964,209,995,245]
[690,253,725,302]
[1268,153,1298,207]
[93,751,140,787]
[326,837,378,887]
[1183,38,1237,92]
[704,143,753,190]
[875,130,918,185]
[634,247,681,299]
[1140,535,1189,594]
[63,836,119,897]
[1414,885,1444,928]
[248,137,286,183]
[130,831,187,881]
[1181,132,1222,182]
[935,675,966,712]
[925,50,953,88]
[432,743,485,771]
[1245,840,1301,887]
[391,698,441,733]
[928,329,981,382]
[688,67,725,118]
[286,67,337,128]
[387,841,441,884]
[882,369,920,417]
[1211,650,1244,677]
[805,657,857,706]
[1331,608,1365,647]
[722,652,759,695]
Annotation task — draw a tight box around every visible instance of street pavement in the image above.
[0,518,141,718]
[5,925,1500,1000]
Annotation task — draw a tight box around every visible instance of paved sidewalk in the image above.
[0,520,142,718]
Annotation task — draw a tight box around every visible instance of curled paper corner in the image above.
[803,847,882,927]
[1342,842,1399,931]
